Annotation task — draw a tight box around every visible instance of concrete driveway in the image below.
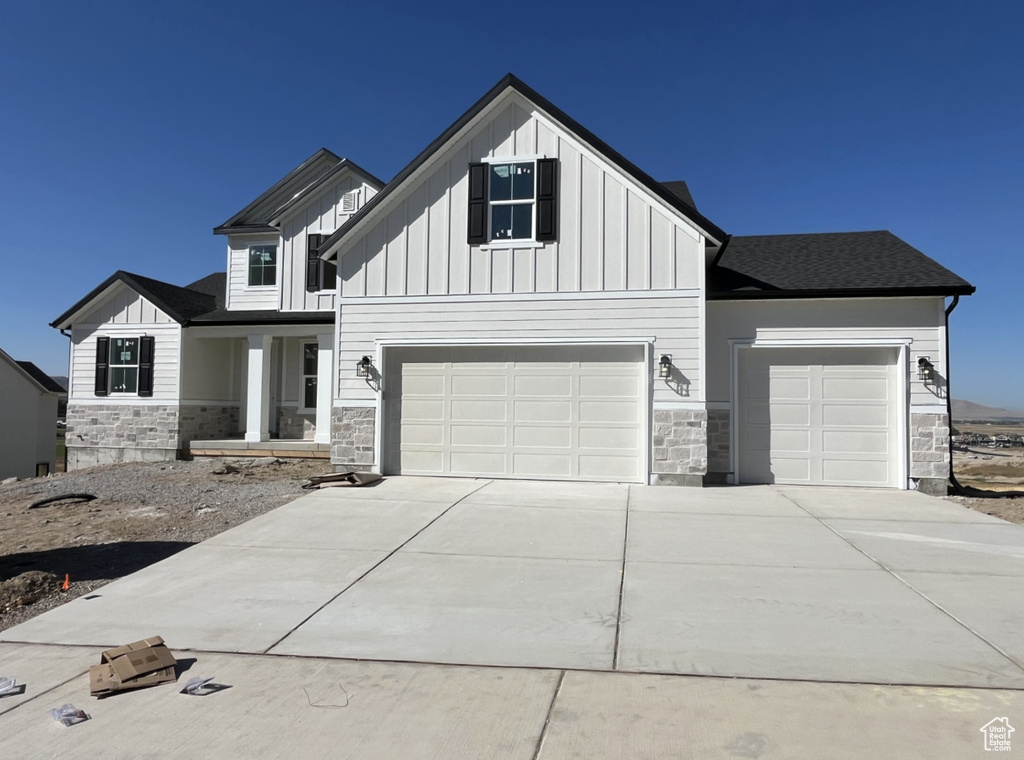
[4,477,1024,688]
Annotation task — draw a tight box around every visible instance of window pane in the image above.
[491,205,513,240]
[489,164,512,200]
[511,163,534,200]
[249,245,277,286]
[304,377,317,409]
[303,344,318,376]
[512,204,533,239]
[111,338,139,365]
[111,367,138,393]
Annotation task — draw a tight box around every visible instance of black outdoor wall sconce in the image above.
[659,354,672,379]
[917,356,935,383]
[356,355,373,378]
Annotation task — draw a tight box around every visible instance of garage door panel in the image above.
[823,430,889,455]
[513,453,572,477]
[514,400,572,422]
[579,400,638,423]
[514,426,571,448]
[452,374,507,396]
[401,424,445,445]
[579,454,640,479]
[514,375,572,397]
[451,424,506,447]
[403,399,444,421]
[822,458,889,485]
[580,374,638,398]
[822,404,888,427]
[450,451,507,475]
[401,374,445,395]
[386,345,644,482]
[739,347,899,488]
[772,429,811,453]
[822,377,889,400]
[579,426,637,450]
[770,404,811,426]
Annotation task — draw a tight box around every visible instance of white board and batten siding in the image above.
[68,285,181,401]
[337,92,705,298]
[226,175,379,313]
[280,176,378,312]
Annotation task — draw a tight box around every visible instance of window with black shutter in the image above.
[467,159,558,244]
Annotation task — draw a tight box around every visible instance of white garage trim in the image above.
[374,339,654,483]
[728,338,910,489]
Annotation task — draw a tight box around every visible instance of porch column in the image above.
[245,334,272,442]
[314,332,333,444]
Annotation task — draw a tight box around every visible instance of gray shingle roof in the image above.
[660,181,697,211]
[15,361,65,394]
[709,230,975,299]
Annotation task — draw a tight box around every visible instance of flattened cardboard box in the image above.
[89,636,177,697]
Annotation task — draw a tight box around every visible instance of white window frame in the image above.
[109,336,141,395]
[299,340,318,413]
[247,243,278,289]
[481,155,545,248]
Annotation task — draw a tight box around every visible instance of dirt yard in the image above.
[951,443,1024,524]
[0,457,328,632]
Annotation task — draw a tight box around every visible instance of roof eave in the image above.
[213,224,279,236]
[708,285,976,301]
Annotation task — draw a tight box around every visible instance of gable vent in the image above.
[341,189,359,214]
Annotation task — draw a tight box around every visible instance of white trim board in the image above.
[340,288,701,306]
[910,405,950,415]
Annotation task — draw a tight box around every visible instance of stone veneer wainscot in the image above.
[331,406,375,470]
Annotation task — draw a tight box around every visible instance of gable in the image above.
[78,281,176,325]
[336,90,709,298]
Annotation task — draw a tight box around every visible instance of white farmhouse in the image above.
[0,348,64,479]
[53,75,974,494]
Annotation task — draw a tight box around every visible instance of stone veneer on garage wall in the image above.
[651,408,708,486]
[705,409,731,484]
[331,406,375,470]
[910,411,951,496]
[65,404,180,469]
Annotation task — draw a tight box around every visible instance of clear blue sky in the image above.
[1,0,1020,407]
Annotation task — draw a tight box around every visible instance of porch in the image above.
[184,438,331,459]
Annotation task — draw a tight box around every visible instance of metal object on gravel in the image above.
[28,493,96,509]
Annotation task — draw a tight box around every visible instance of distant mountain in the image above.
[52,375,68,392]
[952,399,1024,421]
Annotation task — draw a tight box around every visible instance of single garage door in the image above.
[738,347,900,488]
[384,344,645,482]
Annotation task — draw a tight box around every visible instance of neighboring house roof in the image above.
[319,73,728,259]
[51,271,332,329]
[15,362,66,394]
[708,230,976,299]
[660,181,697,211]
[0,347,63,395]
[213,150,386,235]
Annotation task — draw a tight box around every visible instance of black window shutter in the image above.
[94,336,110,396]
[536,158,558,242]
[306,233,323,291]
[138,336,155,397]
[322,258,337,290]
[467,163,488,244]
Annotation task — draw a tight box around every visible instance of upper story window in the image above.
[468,158,558,246]
[489,162,535,241]
[248,244,277,287]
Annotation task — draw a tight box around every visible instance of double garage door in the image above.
[738,347,901,488]
[383,345,645,482]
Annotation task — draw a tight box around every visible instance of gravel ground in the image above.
[0,457,330,632]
